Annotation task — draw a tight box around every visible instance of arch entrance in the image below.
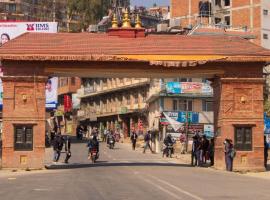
[0,31,269,171]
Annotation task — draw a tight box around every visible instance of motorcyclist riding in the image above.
[87,135,99,161]
[107,131,116,149]
[163,134,175,157]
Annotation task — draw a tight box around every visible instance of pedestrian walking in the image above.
[264,136,269,169]
[202,135,209,163]
[191,135,198,166]
[196,137,203,167]
[224,139,235,171]
[208,138,215,166]
[52,134,64,163]
[143,131,154,154]
[130,130,138,150]
[64,136,71,163]
[179,133,186,154]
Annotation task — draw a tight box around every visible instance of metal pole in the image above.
[185,110,188,152]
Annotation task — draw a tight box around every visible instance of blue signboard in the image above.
[166,82,181,94]
[162,111,199,123]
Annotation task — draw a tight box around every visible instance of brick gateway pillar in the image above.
[213,75,265,172]
[1,76,47,169]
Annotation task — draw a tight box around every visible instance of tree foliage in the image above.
[67,0,111,31]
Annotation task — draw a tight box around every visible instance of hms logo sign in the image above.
[27,23,50,31]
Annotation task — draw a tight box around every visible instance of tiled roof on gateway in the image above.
[0,32,269,62]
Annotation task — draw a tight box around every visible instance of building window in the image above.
[126,93,130,105]
[215,17,221,25]
[134,92,138,104]
[215,0,221,6]
[173,100,193,111]
[6,4,16,12]
[71,77,76,85]
[14,125,33,151]
[224,16,230,26]
[234,126,252,151]
[173,78,192,82]
[263,9,268,16]
[263,34,268,40]
[202,100,213,111]
[224,0,230,7]
[199,1,212,17]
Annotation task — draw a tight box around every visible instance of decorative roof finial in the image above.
[122,9,131,28]
[111,13,118,28]
[135,14,142,28]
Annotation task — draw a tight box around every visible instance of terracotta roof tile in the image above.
[0,32,269,61]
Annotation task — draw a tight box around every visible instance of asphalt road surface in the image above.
[1,142,270,200]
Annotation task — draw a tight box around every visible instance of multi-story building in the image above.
[79,78,150,137]
[56,77,81,135]
[171,0,270,48]
[147,78,213,149]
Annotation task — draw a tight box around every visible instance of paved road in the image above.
[1,142,270,200]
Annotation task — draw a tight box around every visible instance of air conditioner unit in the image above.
[169,18,181,27]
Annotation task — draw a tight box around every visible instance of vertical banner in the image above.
[64,95,72,112]
[46,77,58,109]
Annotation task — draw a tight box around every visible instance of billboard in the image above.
[46,77,58,109]
[160,111,199,124]
[166,82,213,94]
[0,22,58,45]
[0,22,58,109]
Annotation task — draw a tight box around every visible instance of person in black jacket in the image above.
[64,136,71,163]
[130,130,138,150]
[264,136,269,169]
[52,134,63,162]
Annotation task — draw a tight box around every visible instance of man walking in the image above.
[130,130,138,150]
[64,136,71,164]
[52,134,63,163]
[179,133,186,154]
[224,139,234,171]
[143,131,154,154]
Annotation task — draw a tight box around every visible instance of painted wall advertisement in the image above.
[166,82,213,94]
[0,22,58,109]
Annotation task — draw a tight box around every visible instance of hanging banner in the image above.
[64,95,72,112]
[163,112,184,131]
[166,82,213,94]
[72,93,80,109]
[204,124,214,138]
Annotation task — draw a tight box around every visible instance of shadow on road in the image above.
[45,162,192,170]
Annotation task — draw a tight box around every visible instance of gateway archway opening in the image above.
[0,32,269,171]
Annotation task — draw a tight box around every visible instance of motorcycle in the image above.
[163,142,175,158]
[108,137,115,149]
[89,148,98,163]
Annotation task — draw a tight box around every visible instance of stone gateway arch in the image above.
[0,30,270,171]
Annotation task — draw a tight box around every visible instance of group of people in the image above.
[191,134,215,168]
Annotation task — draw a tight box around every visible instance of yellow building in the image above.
[79,78,149,137]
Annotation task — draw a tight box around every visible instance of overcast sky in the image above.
[131,0,170,7]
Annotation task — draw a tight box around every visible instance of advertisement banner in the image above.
[0,22,58,45]
[161,111,199,124]
[204,124,214,138]
[46,77,58,109]
[64,95,72,112]
[72,93,80,109]
[264,113,270,134]
[166,82,213,94]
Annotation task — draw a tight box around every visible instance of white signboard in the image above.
[0,22,58,45]
[204,124,214,138]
